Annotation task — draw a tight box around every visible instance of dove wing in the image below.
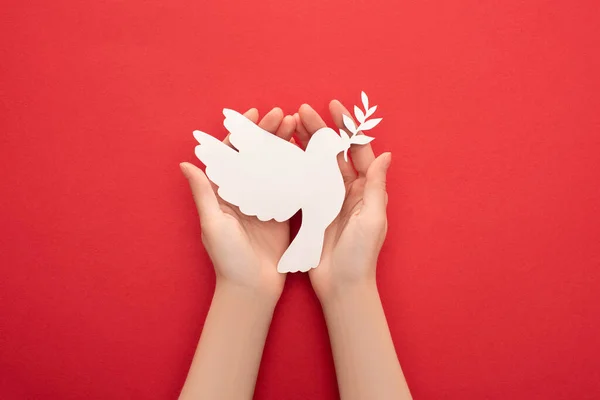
[222,108,296,154]
[195,109,307,222]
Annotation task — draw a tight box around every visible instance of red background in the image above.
[1,0,599,399]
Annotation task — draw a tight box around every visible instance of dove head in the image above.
[306,127,350,158]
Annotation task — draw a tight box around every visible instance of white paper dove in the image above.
[193,92,382,273]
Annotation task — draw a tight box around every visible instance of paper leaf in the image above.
[350,135,375,145]
[361,91,369,111]
[358,118,382,131]
[354,106,366,124]
[366,105,378,118]
[342,114,357,134]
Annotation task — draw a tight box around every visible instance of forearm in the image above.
[322,280,412,400]
[179,281,278,400]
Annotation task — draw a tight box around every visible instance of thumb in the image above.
[363,152,392,213]
[180,162,220,221]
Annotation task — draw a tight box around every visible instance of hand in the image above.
[295,101,391,304]
[180,107,296,301]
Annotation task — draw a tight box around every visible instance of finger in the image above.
[180,162,221,222]
[298,103,327,133]
[258,107,284,133]
[294,112,310,149]
[223,108,259,147]
[244,108,259,124]
[274,115,296,141]
[362,153,391,213]
[299,104,356,183]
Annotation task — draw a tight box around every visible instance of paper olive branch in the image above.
[340,91,382,161]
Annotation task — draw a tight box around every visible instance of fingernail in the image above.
[179,162,189,178]
[270,107,283,116]
[299,103,313,113]
[384,153,392,168]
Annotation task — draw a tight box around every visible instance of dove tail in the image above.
[277,219,326,273]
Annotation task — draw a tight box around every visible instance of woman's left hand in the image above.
[180,107,296,301]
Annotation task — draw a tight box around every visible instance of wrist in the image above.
[318,279,379,313]
[214,278,281,311]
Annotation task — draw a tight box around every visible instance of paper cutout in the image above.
[193,92,382,273]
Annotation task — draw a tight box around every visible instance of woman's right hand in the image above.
[294,100,391,304]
